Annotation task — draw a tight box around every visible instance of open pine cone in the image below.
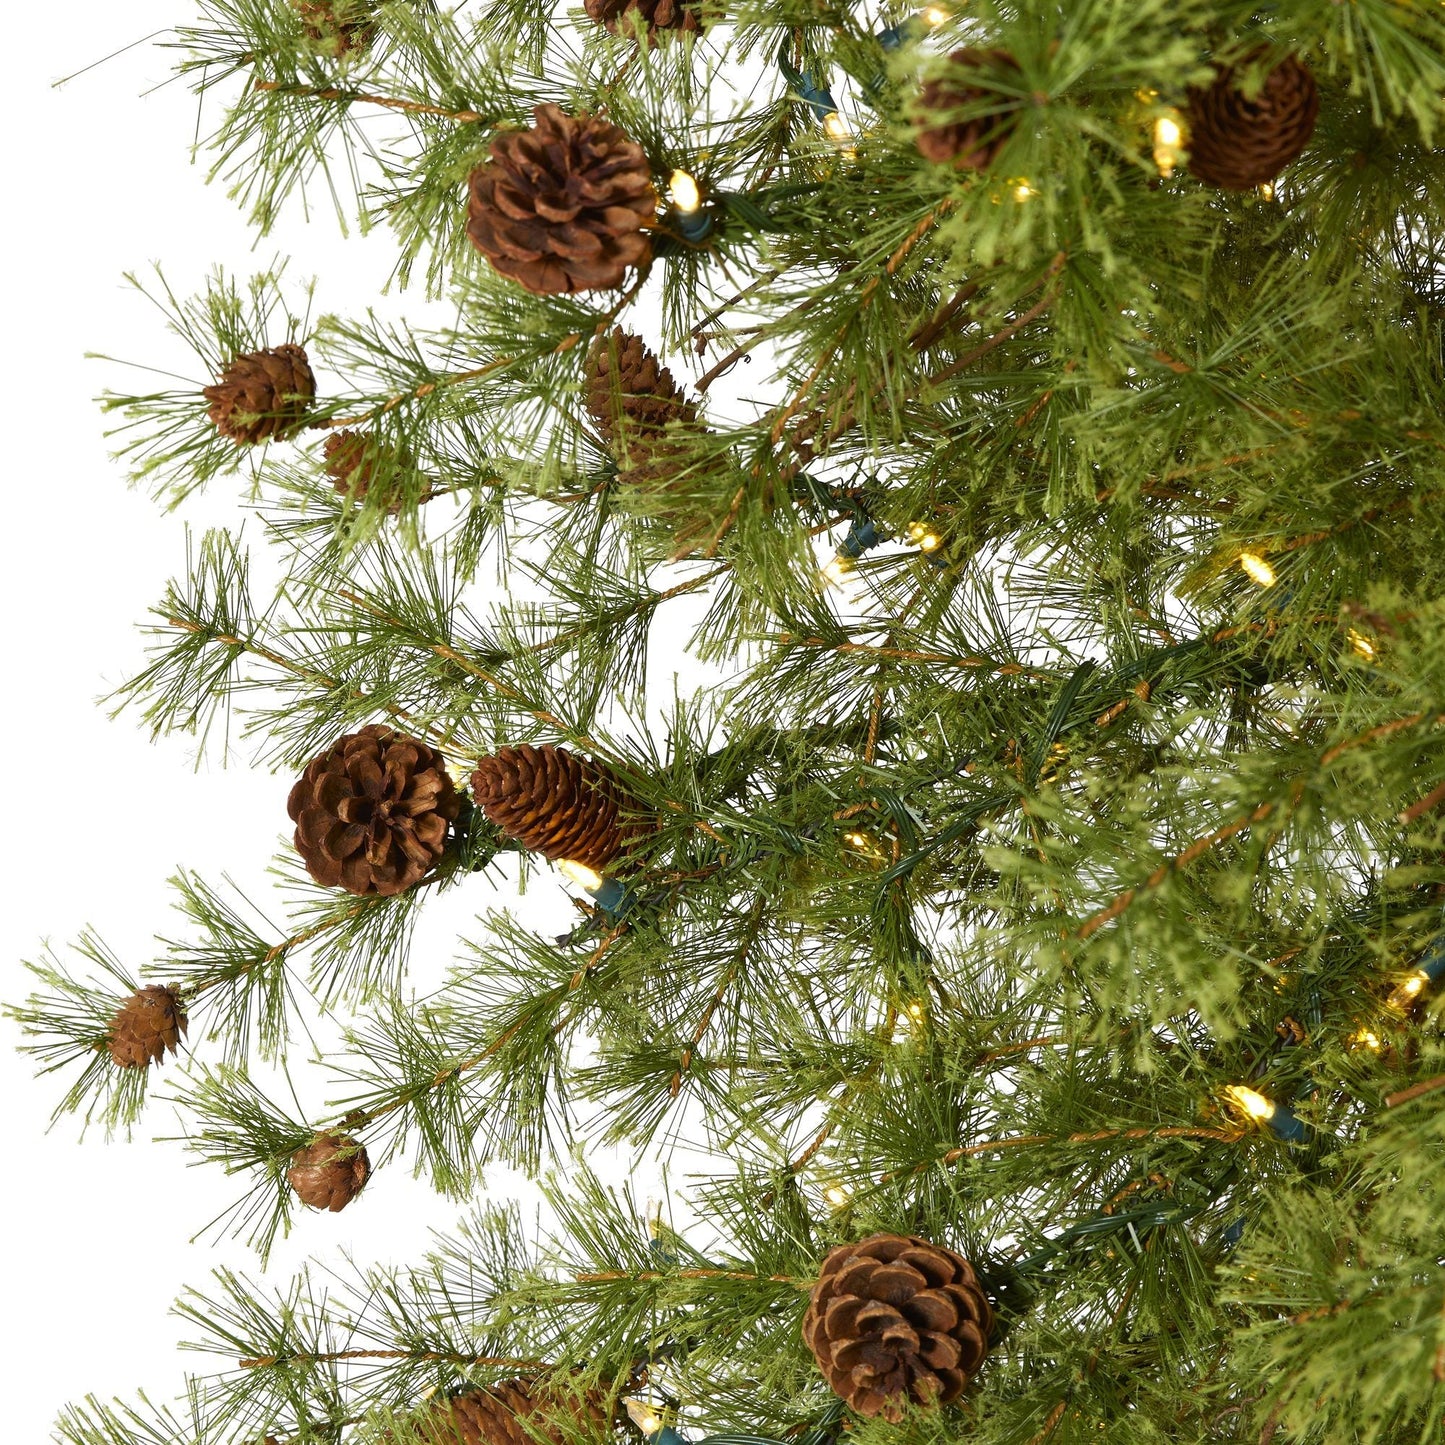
[466,104,657,295]
[288,1132,370,1211]
[1184,53,1319,190]
[470,745,646,872]
[914,49,1021,170]
[204,343,316,445]
[410,1380,612,1445]
[294,0,376,54]
[287,725,461,896]
[106,986,188,1068]
[803,1233,993,1420]
[584,0,701,41]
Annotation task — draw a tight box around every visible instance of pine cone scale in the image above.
[107,986,188,1068]
[1184,53,1318,190]
[204,343,316,445]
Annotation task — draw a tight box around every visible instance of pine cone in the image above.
[106,986,188,1069]
[803,1233,993,1420]
[287,725,461,896]
[204,344,316,445]
[584,0,701,40]
[411,1380,611,1445]
[1184,53,1318,190]
[585,329,699,452]
[470,745,646,871]
[294,0,376,54]
[323,430,408,508]
[288,1132,370,1211]
[915,49,1021,170]
[466,104,657,295]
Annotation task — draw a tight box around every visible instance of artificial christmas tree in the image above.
[11,1,1445,1444]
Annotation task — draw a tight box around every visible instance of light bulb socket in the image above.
[672,207,714,243]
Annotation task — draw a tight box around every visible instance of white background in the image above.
[3,7,701,1435]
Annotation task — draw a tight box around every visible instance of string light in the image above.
[821,110,857,159]
[843,829,886,860]
[1258,181,1276,202]
[905,520,943,552]
[1387,970,1430,1012]
[1013,179,1037,202]
[667,169,713,242]
[556,858,629,915]
[819,553,856,590]
[1152,111,1185,179]
[1347,627,1379,661]
[1346,1027,1383,1053]
[1222,1084,1309,1143]
[920,4,949,25]
[824,1183,852,1208]
[1238,551,1277,588]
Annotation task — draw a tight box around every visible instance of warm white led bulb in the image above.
[1152,112,1185,179]
[668,168,702,213]
[625,1401,666,1436]
[819,554,855,589]
[1223,1084,1276,1123]
[1238,552,1277,588]
[824,1183,852,1208]
[920,4,949,25]
[557,858,604,892]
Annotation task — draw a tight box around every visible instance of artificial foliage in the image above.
[9,1,1445,1444]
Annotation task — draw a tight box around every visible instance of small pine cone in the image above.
[288,1132,370,1211]
[466,104,657,295]
[1184,53,1318,190]
[204,343,316,445]
[915,49,1021,170]
[470,745,645,872]
[803,1233,993,1420]
[585,329,699,453]
[287,725,461,896]
[584,0,701,40]
[106,986,188,1069]
[412,1380,611,1445]
[323,430,407,507]
[294,0,376,53]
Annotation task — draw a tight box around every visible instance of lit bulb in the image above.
[1152,111,1184,179]
[1348,628,1378,661]
[920,4,949,25]
[1013,180,1036,202]
[824,1183,852,1208]
[1238,552,1276,588]
[905,521,943,552]
[819,553,855,589]
[1223,1084,1277,1123]
[557,858,604,892]
[1388,970,1430,1011]
[625,1401,666,1437]
[907,1001,925,1020]
[1258,181,1275,202]
[668,168,701,213]
[1346,1027,1383,1053]
[822,111,857,158]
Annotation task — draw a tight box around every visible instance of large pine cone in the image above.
[585,329,699,451]
[466,104,657,295]
[106,986,188,1069]
[803,1233,993,1420]
[470,745,645,872]
[411,1380,611,1445]
[584,0,701,40]
[915,49,1021,170]
[288,725,461,896]
[204,344,316,445]
[288,1132,370,1211]
[1184,53,1318,190]
[294,0,376,54]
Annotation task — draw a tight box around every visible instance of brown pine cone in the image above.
[323,430,408,508]
[585,329,699,452]
[287,725,461,896]
[287,1132,370,1211]
[915,49,1021,170]
[803,1233,993,1420]
[204,343,316,445]
[411,1380,611,1445]
[1184,52,1319,190]
[106,986,188,1069]
[470,745,646,872]
[584,0,701,40]
[294,0,376,54]
[466,104,657,295]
